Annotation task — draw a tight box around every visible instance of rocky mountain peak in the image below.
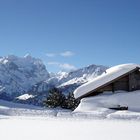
[0,55,50,100]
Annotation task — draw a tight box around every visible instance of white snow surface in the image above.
[0,91,140,140]
[16,94,35,100]
[74,90,140,119]
[1,91,140,120]
[74,63,140,98]
[0,118,140,140]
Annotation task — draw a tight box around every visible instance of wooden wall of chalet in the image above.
[98,76,129,92]
[129,69,140,91]
[81,68,140,99]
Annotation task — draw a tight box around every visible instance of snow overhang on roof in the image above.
[74,63,140,99]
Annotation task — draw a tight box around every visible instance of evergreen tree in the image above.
[43,88,65,108]
[61,93,80,110]
[43,88,80,110]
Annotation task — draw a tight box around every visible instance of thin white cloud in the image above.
[47,62,59,65]
[46,51,75,58]
[60,51,75,57]
[46,53,56,57]
[47,61,76,71]
[59,63,76,71]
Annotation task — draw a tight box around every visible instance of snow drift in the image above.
[75,90,140,118]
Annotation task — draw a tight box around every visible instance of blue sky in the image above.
[0,0,140,72]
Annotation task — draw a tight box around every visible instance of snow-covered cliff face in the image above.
[0,55,50,99]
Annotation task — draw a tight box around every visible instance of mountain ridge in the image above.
[0,55,108,105]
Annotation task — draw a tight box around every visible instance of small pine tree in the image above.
[43,88,65,108]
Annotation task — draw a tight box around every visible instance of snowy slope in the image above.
[74,63,140,98]
[0,55,50,99]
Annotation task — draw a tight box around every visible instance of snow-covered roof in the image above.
[74,64,140,99]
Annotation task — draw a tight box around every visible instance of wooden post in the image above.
[112,83,115,93]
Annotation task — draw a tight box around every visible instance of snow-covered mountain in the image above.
[19,64,108,106]
[59,64,108,86]
[0,55,50,100]
[0,55,108,105]
[57,64,108,94]
[32,64,108,95]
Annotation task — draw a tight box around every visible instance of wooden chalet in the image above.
[74,64,140,100]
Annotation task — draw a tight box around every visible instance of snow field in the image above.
[0,117,140,140]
